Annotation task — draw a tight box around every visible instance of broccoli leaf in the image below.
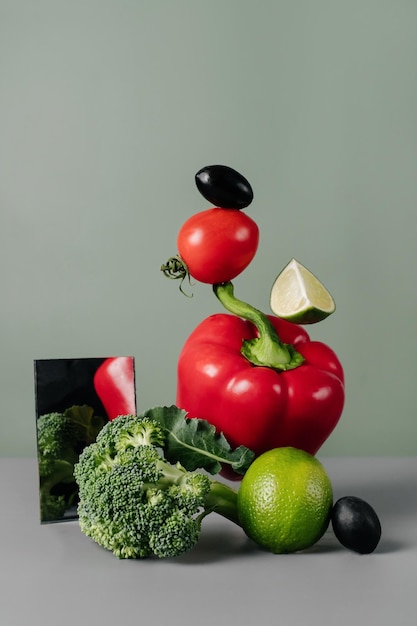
[64,405,107,444]
[138,405,254,475]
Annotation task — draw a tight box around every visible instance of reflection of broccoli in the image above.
[37,405,107,522]
[74,414,239,559]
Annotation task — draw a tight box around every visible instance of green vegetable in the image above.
[37,405,107,522]
[142,405,254,475]
[73,407,254,559]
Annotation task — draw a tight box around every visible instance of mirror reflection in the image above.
[34,357,136,523]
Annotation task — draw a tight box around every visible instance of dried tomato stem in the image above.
[161,255,193,297]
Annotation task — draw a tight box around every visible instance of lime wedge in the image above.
[270,258,335,324]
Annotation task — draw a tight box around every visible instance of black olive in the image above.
[195,164,254,210]
[331,496,382,554]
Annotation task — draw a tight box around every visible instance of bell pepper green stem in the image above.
[213,282,304,371]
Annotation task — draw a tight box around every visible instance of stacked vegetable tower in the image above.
[71,165,381,559]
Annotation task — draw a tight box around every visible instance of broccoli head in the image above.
[74,414,239,559]
[37,405,107,522]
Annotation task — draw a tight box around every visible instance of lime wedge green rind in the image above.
[270,258,336,325]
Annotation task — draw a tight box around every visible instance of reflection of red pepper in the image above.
[176,283,344,464]
[94,357,136,421]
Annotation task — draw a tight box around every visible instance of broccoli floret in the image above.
[74,415,239,559]
[37,412,78,466]
[36,406,107,522]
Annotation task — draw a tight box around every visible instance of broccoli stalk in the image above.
[201,479,239,526]
[74,413,243,559]
[39,459,77,521]
[152,455,240,526]
[37,405,106,522]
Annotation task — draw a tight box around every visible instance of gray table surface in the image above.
[1,457,416,625]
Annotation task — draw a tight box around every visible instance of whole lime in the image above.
[237,447,333,553]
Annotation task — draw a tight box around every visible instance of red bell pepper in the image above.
[176,282,344,463]
[94,357,136,421]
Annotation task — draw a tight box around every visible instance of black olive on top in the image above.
[195,164,253,210]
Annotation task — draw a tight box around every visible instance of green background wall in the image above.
[1,0,416,457]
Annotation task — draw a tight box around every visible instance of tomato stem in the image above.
[161,255,194,297]
[213,282,304,371]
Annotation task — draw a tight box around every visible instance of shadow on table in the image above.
[171,524,259,565]
[174,470,415,564]
[174,522,405,565]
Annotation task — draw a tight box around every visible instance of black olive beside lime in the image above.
[331,496,382,554]
[195,164,254,210]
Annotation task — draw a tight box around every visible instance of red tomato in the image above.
[177,208,259,284]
